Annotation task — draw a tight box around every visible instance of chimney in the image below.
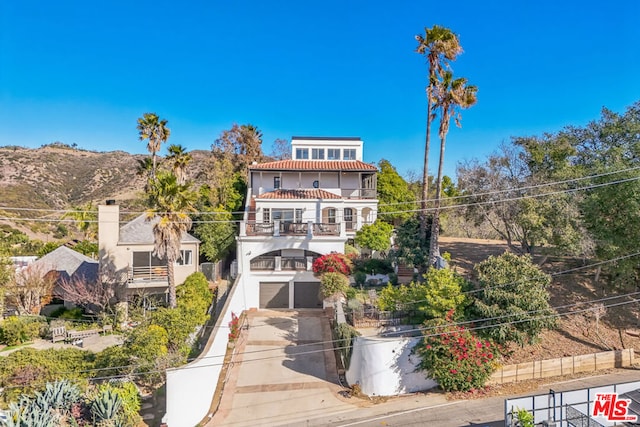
[98,201,120,261]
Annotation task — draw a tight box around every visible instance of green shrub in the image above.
[344,287,357,301]
[0,316,47,346]
[353,271,367,286]
[387,272,398,285]
[355,258,393,274]
[320,272,350,298]
[57,307,85,320]
[335,323,360,369]
[0,347,93,404]
[94,346,129,378]
[344,244,360,259]
[514,407,534,427]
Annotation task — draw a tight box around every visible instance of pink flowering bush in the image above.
[312,252,353,276]
[417,311,498,392]
[228,312,240,342]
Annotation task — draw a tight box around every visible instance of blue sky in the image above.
[1,1,639,179]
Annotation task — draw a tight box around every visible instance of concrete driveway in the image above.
[209,310,359,426]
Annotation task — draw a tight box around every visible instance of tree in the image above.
[192,207,236,262]
[355,220,393,254]
[429,71,477,265]
[470,252,556,346]
[3,263,55,315]
[166,144,192,185]
[57,270,122,314]
[457,143,587,256]
[571,103,640,288]
[62,203,98,240]
[145,171,197,308]
[137,113,170,179]
[269,138,291,160]
[212,123,264,177]
[392,216,429,268]
[377,159,417,224]
[415,25,462,243]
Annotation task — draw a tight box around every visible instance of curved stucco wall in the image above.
[345,336,437,396]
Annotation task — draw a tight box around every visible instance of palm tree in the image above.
[166,144,192,185]
[146,170,197,308]
[62,203,98,240]
[137,113,170,179]
[429,71,478,265]
[415,26,462,244]
[136,157,154,192]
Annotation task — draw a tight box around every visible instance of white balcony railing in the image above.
[243,221,342,237]
[128,265,168,283]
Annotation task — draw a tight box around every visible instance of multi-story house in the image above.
[98,201,200,304]
[236,136,378,309]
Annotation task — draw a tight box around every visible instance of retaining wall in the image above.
[164,275,249,427]
[489,348,635,384]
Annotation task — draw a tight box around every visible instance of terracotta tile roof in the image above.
[249,159,377,171]
[258,189,342,200]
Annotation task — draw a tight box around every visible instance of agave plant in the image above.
[90,388,122,423]
[34,380,81,414]
[3,395,59,427]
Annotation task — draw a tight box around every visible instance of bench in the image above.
[66,329,101,340]
[51,326,67,343]
[52,326,112,343]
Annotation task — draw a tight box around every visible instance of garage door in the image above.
[293,281,322,308]
[259,282,289,309]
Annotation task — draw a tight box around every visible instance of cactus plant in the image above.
[90,388,122,422]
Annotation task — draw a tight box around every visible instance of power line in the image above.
[16,292,635,389]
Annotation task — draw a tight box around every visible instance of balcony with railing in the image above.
[341,188,377,199]
[250,255,314,271]
[128,265,168,284]
[242,220,342,237]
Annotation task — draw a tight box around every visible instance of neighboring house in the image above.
[236,136,378,309]
[30,245,98,307]
[98,201,200,303]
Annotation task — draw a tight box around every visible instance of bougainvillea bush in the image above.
[312,252,353,276]
[416,312,498,392]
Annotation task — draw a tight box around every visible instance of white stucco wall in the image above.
[346,336,437,396]
[164,275,249,427]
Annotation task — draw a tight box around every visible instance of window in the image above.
[263,208,270,223]
[327,208,336,224]
[343,149,356,160]
[344,208,353,230]
[274,176,281,189]
[132,251,164,267]
[295,208,303,223]
[327,148,341,160]
[312,148,325,159]
[295,148,309,159]
[312,180,319,188]
[177,250,193,266]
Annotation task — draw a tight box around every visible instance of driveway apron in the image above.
[209,310,358,426]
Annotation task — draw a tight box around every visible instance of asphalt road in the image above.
[277,368,640,427]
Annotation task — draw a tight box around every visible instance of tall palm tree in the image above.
[166,144,192,185]
[146,170,197,308]
[137,113,170,179]
[429,71,478,265]
[62,203,98,240]
[415,26,463,244]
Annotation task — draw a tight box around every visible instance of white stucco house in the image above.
[97,201,200,303]
[236,136,378,309]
